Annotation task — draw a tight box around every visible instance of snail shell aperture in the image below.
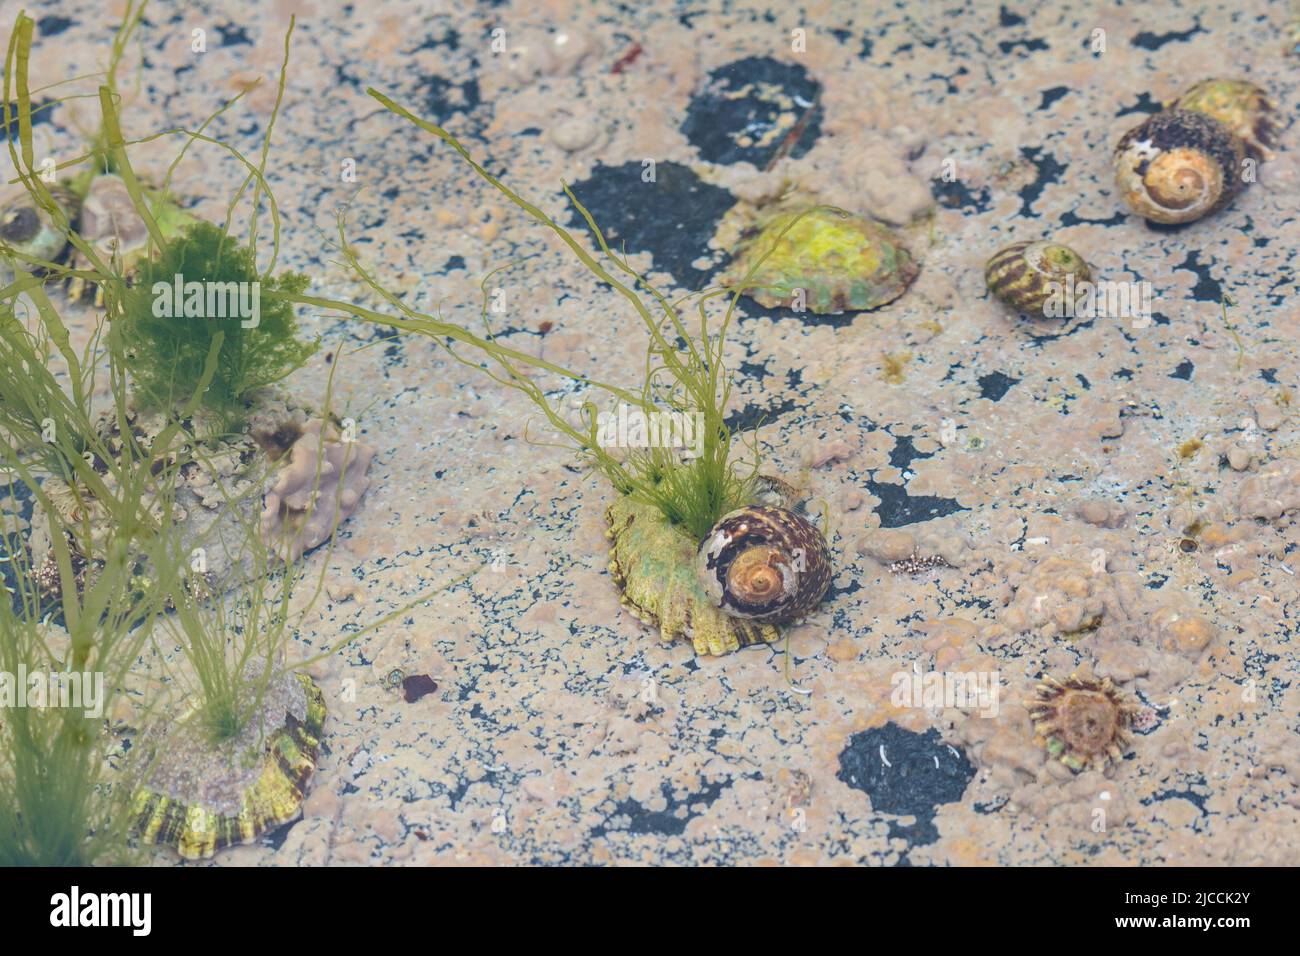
[696,505,832,624]
[985,239,1091,317]
[1114,109,1244,224]
[0,184,78,271]
[1170,78,1278,162]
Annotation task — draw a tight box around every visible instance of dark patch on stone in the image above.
[998,5,1025,27]
[836,723,975,847]
[415,74,481,125]
[566,161,737,289]
[724,396,799,433]
[1038,86,1070,110]
[1016,145,1067,217]
[1059,209,1126,228]
[681,56,822,167]
[444,254,466,271]
[998,37,1049,55]
[889,433,934,471]
[1115,91,1163,117]
[867,479,965,527]
[591,778,731,837]
[931,176,991,213]
[37,15,73,36]
[1170,359,1194,381]
[977,371,1019,401]
[261,817,301,850]
[1176,250,1223,302]
[215,23,253,46]
[402,674,439,703]
[1132,21,1204,51]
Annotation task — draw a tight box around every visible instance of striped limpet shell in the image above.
[132,672,326,860]
[726,206,917,314]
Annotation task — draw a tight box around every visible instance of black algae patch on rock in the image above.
[565,161,737,289]
[837,723,975,847]
[681,55,822,167]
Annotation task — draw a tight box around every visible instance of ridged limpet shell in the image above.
[132,672,326,860]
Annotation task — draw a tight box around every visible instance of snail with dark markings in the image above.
[696,505,832,625]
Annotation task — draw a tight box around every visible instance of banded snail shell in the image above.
[985,239,1091,317]
[696,505,831,624]
[1114,109,1245,224]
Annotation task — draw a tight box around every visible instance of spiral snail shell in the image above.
[696,505,831,624]
[985,239,1091,317]
[1114,109,1245,224]
[1170,78,1278,162]
[0,184,78,272]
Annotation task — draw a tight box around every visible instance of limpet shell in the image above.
[696,505,832,624]
[726,206,917,313]
[1170,78,1278,162]
[985,239,1091,317]
[607,496,780,656]
[1114,109,1245,224]
[1026,673,1137,772]
[132,672,326,860]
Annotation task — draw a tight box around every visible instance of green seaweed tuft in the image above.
[120,221,316,424]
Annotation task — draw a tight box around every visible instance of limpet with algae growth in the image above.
[132,671,327,860]
[724,206,917,314]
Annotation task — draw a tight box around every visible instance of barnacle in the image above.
[1027,674,1137,772]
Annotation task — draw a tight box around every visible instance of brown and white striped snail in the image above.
[1114,108,1245,224]
[985,239,1091,317]
[696,505,832,624]
[1170,78,1278,162]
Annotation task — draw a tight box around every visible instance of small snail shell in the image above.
[1170,78,1278,162]
[985,239,1091,317]
[0,184,78,269]
[1114,109,1244,224]
[696,505,831,624]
